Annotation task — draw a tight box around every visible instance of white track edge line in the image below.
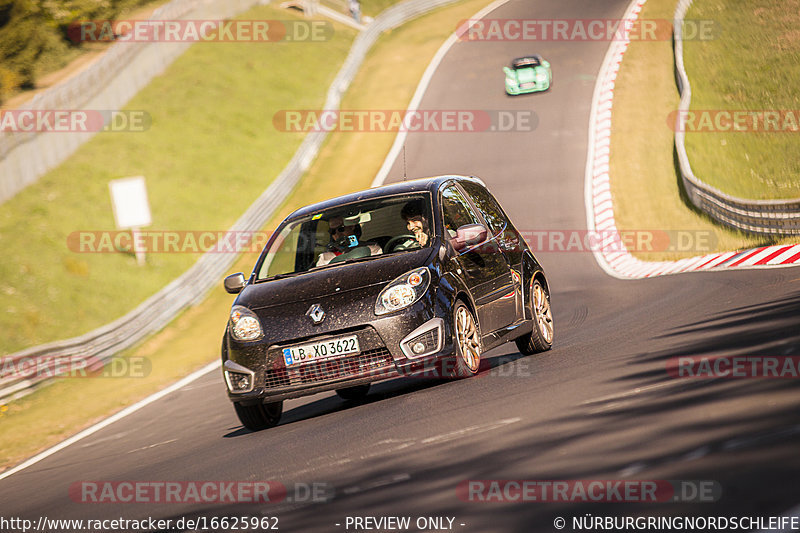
[371,0,512,187]
[0,0,512,484]
[583,0,799,279]
[584,0,645,280]
[0,360,220,482]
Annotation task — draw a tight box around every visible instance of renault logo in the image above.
[306,304,325,325]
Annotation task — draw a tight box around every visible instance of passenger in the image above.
[316,216,381,266]
[400,202,431,247]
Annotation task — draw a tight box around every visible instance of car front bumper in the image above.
[223,291,457,403]
[506,80,550,95]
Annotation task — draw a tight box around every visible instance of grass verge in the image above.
[0,5,357,355]
[0,0,493,472]
[609,0,794,262]
[683,0,800,199]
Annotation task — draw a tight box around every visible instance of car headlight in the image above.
[229,305,263,341]
[375,267,431,315]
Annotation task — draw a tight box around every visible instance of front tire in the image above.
[450,300,481,378]
[234,400,283,431]
[515,278,554,355]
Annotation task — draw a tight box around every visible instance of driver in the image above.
[316,216,382,266]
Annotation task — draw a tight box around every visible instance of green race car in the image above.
[504,55,551,95]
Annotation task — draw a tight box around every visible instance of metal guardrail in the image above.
[0,0,262,205]
[673,0,800,235]
[0,0,464,403]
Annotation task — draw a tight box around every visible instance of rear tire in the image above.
[450,300,481,378]
[335,384,370,401]
[515,278,554,355]
[234,400,283,431]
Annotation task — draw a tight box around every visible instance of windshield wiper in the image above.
[338,255,389,266]
[259,271,305,282]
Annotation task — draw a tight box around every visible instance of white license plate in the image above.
[282,335,360,367]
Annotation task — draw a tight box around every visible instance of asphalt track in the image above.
[3,1,800,532]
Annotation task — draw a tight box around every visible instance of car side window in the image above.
[460,182,508,236]
[258,223,304,279]
[441,185,481,239]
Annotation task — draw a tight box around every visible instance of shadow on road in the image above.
[197,290,800,532]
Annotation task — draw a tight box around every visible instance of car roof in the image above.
[285,175,486,221]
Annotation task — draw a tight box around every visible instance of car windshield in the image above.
[513,58,539,69]
[256,194,434,281]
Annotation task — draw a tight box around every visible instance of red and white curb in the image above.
[584,0,800,279]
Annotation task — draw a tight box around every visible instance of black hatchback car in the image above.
[221,175,553,430]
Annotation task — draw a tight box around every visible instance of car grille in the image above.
[263,347,394,389]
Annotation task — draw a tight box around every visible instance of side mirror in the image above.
[224,272,246,294]
[452,224,488,252]
[503,66,514,78]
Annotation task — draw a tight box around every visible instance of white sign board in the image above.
[109,176,151,229]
